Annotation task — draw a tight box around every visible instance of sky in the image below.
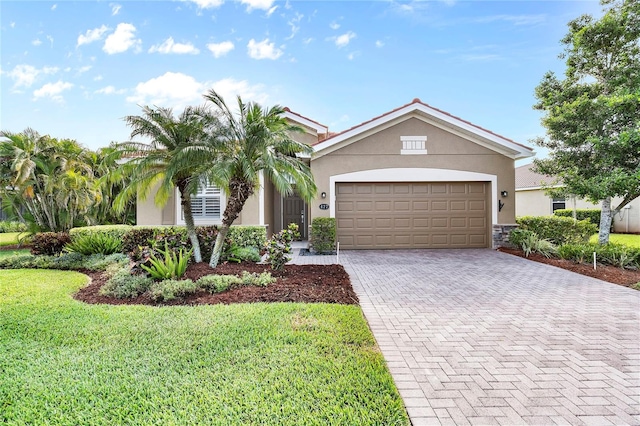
[1,0,603,165]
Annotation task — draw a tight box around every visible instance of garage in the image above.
[335,182,489,249]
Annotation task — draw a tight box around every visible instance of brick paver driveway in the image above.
[340,249,640,426]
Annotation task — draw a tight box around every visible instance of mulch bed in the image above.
[498,247,640,289]
[74,262,359,306]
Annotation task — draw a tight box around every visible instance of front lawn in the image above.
[0,270,409,425]
[0,232,26,247]
[589,233,640,247]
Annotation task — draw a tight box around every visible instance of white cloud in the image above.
[126,72,268,110]
[51,4,57,10]
[186,0,224,9]
[240,0,275,12]
[33,80,73,102]
[32,39,42,46]
[460,54,501,62]
[331,31,355,48]
[375,40,384,48]
[247,38,283,60]
[329,21,340,30]
[77,25,109,47]
[474,14,546,26]
[103,23,141,54]
[95,85,125,95]
[94,75,103,81]
[110,3,122,15]
[285,12,303,40]
[77,65,92,74]
[303,37,314,45]
[207,41,234,58]
[5,64,58,88]
[347,51,359,60]
[148,37,200,54]
[46,35,54,47]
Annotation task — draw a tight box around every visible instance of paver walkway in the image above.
[292,248,640,425]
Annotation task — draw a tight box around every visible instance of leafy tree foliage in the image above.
[533,0,640,244]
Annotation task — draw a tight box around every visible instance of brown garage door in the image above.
[336,182,488,249]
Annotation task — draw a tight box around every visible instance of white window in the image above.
[400,136,428,155]
[178,184,224,223]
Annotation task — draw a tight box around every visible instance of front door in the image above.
[283,195,306,239]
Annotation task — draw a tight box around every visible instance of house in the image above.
[515,163,640,233]
[137,98,535,249]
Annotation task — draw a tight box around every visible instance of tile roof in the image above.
[515,163,561,189]
[315,98,534,152]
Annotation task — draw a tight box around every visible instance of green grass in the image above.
[0,232,27,247]
[589,233,640,247]
[0,249,29,259]
[0,270,409,425]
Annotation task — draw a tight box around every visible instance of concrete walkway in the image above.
[291,247,640,425]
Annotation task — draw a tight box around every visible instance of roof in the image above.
[312,98,535,160]
[282,108,329,135]
[515,163,561,189]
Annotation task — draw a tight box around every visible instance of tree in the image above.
[0,129,100,232]
[201,90,317,268]
[532,0,640,244]
[114,105,220,262]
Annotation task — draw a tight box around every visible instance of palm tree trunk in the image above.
[177,182,202,263]
[209,177,255,268]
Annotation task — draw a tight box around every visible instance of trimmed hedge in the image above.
[70,225,133,240]
[553,208,612,230]
[310,217,336,253]
[0,221,27,233]
[516,216,597,245]
[31,232,71,256]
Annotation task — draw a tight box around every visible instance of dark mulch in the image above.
[498,247,640,289]
[74,262,359,306]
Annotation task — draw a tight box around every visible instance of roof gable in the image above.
[313,98,534,160]
[515,163,562,189]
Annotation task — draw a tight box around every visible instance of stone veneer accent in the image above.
[492,224,519,249]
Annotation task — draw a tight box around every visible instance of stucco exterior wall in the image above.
[310,117,516,225]
[136,183,175,225]
[516,188,640,233]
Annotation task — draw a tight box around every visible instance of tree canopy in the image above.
[532,0,640,244]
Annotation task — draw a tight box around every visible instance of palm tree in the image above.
[114,105,220,262]
[0,129,99,231]
[201,90,317,268]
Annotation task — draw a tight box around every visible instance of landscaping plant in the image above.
[310,217,336,253]
[140,242,192,280]
[65,233,123,255]
[30,232,71,256]
[266,223,299,271]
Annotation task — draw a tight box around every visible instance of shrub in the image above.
[83,253,129,271]
[516,216,597,245]
[310,218,336,253]
[100,267,153,299]
[597,244,639,269]
[31,232,71,256]
[508,228,536,248]
[197,274,242,293]
[0,221,27,233]
[141,243,192,280]
[69,225,133,241]
[514,231,557,258]
[553,208,614,231]
[65,233,123,255]
[224,245,261,263]
[149,279,199,302]
[122,228,157,254]
[228,226,267,250]
[240,271,275,287]
[0,254,39,269]
[266,223,298,271]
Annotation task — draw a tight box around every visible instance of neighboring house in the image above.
[138,98,535,249]
[515,164,640,233]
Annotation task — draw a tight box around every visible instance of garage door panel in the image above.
[336,182,488,249]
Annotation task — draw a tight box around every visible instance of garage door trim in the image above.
[329,168,497,224]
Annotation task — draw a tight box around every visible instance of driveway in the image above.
[339,249,640,426]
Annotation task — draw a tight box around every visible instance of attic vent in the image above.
[400,136,428,155]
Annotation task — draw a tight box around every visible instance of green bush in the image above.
[557,242,640,269]
[31,232,71,256]
[310,217,336,253]
[197,274,242,293]
[70,225,133,240]
[224,245,261,263]
[100,267,153,299]
[141,243,192,280]
[508,228,536,248]
[0,221,27,233]
[83,253,129,271]
[553,208,615,231]
[228,226,267,250]
[240,271,275,287]
[266,223,298,271]
[149,279,199,302]
[65,233,123,255]
[557,243,594,263]
[516,216,597,245]
[0,254,39,269]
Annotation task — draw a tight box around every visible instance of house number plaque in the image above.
[319,204,330,210]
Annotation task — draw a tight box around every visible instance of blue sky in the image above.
[1,0,601,163]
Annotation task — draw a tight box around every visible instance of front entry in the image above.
[283,195,307,239]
